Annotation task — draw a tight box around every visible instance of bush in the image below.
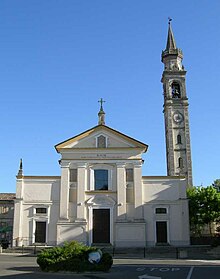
[37,241,113,272]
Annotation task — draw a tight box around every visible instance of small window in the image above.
[70,169,77,182]
[126,169,134,182]
[178,157,184,169]
[97,135,106,148]
[177,134,182,144]
[94,169,108,190]
[156,208,167,214]
[171,82,181,98]
[36,208,47,214]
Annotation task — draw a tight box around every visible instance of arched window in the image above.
[178,157,183,169]
[177,134,182,144]
[171,82,181,98]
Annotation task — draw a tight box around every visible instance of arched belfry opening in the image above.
[171,82,181,98]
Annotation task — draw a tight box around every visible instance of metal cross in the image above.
[98,98,105,110]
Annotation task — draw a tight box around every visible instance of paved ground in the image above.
[0,254,220,279]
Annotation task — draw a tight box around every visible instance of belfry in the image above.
[161,20,193,187]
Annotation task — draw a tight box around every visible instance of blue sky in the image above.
[0,0,220,193]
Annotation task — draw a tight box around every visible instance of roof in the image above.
[0,193,16,200]
[55,124,148,152]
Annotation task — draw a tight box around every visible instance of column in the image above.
[59,161,70,220]
[76,163,87,221]
[116,163,126,220]
[133,162,143,219]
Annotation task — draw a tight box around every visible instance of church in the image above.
[13,23,192,248]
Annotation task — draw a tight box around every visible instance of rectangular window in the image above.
[70,169,77,182]
[155,208,167,214]
[126,169,134,182]
[36,208,47,214]
[94,169,108,190]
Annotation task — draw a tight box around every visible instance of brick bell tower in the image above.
[161,20,193,187]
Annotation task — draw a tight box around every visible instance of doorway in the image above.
[93,209,110,243]
[35,221,46,243]
[156,221,168,244]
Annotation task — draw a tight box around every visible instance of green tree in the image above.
[187,186,220,235]
[212,179,220,191]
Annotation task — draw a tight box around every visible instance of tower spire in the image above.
[166,18,177,51]
[98,98,105,125]
[162,19,183,71]
[17,158,23,178]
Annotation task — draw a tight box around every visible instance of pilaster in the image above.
[133,162,143,218]
[59,161,70,220]
[13,199,23,246]
[116,163,126,219]
[13,177,24,246]
[76,163,87,221]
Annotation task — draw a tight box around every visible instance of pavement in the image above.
[0,253,220,279]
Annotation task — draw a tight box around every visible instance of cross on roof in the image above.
[98,98,105,110]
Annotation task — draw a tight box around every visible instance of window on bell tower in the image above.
[178,157,183,169]
[171,82,181,98]
[177,134,182,144]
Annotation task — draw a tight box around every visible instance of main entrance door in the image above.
[93,209,110,243]
[156,221,168,244]
[35,221,46,243]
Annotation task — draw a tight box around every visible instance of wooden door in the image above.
[35,221,46,243]
[93,209,110,243]
[156,221,168,244]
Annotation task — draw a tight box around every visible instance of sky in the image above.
[0,0,220,193]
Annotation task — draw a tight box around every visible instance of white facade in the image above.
[13,125,190,247]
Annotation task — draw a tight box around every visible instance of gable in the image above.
[55,125,148,152]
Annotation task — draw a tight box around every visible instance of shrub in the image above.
[37,241,113,272]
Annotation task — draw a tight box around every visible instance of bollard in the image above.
[0,245,2,254]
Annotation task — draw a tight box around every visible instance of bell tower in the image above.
[161,20,193,187]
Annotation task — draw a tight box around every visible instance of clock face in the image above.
[173,112,183,123]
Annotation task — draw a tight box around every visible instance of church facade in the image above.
[13,23,192,247]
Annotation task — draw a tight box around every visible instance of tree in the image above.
[212,179,220,191]
[187,186,220,236]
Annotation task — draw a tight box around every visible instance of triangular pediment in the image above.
[55,125,148,152]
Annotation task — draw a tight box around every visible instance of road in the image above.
[0,254,220,279]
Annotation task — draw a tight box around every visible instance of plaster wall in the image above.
[143,177,187,201]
